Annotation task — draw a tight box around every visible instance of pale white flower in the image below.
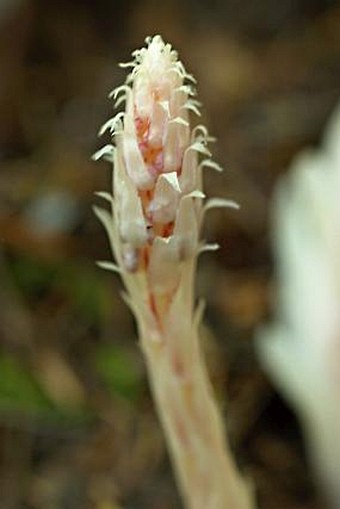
[257,103,340,507]
[93,35,234,333]
[94,36,252,509]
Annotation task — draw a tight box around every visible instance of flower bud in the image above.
[94,35,232,325]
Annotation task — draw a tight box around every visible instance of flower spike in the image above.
[94,35,253,509]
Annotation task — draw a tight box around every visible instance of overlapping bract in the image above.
[94,36,235,324]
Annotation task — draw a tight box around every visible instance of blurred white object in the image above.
[257,103,340,508]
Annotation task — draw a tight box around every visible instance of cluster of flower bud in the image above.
[94,36,236,324]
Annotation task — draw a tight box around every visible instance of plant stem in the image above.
[138,269,253,509]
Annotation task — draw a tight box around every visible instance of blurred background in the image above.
[0,0,340,507]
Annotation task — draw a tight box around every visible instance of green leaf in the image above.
[0,353,92,424]
[0,354,53,413]
[95,345,142,401]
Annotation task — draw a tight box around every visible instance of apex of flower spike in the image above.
[116,35,197,191]
[95,36,234,310]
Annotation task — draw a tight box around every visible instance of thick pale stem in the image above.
[140,321,253,509]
